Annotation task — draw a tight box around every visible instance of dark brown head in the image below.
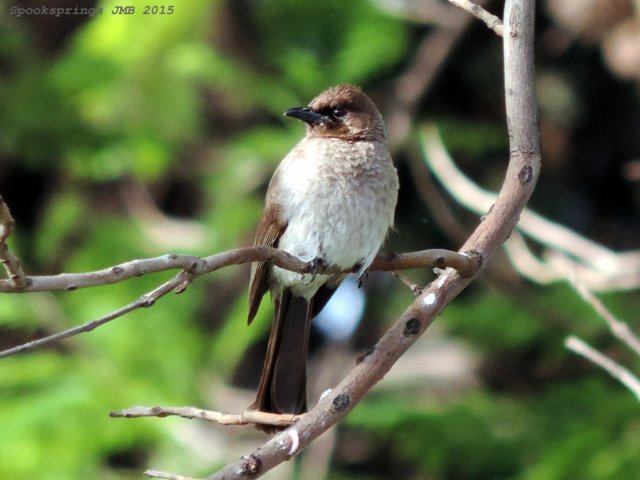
[284,84,386,142]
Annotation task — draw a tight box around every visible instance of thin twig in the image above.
[447,0,504,36]
[569,278,640,357]
[145,470,199,480]
[391,271,423,295]
[502,231,559,283]
[0,271,188,359]
[565,336,640,402]
[110,406,300,427]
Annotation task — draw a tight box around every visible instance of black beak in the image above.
[283,107,329,126]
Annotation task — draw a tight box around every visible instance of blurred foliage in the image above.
[0,0,639,479]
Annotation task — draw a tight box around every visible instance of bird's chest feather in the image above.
[277,138,397,268]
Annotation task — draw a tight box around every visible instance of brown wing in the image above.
[247,181,287,325]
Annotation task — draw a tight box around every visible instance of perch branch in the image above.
[0,247,476,294]
[0,247,477,359]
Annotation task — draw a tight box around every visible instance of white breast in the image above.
[270,137,398,298]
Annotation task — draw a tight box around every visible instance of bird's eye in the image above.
[332,107,347,119]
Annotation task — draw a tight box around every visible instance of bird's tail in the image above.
[250,289,311,426]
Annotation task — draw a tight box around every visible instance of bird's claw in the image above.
[310,257,327,276]
[301,257,327,284]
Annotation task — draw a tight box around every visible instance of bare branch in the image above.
[565,336,640,402]
[370,249,478,276]
[569,278,640,358]
[0,270,187,359]
[447,0,504,36]
[546,251,640,291]
[421,125,640,291]
[110,406,300,427]
[0,247,303,293]
[0,253,202,293]
[0,247,476,294]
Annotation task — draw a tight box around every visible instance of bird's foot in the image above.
[310,256,328,276]
[301,257,327,284]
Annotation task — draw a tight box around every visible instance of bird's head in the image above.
[284,84,385,142]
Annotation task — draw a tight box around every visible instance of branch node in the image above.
[383,251,399,261]
[331,394,350,413]
[403,318,422,337]
[187,258,208,274]
[462,250,484,273]
[240,454,262,475]
[518,164,534,185]
[140,296,155,308]
[152,406,170,417]
[174,280,191,294]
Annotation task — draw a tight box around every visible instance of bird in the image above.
[247,84,399,423]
